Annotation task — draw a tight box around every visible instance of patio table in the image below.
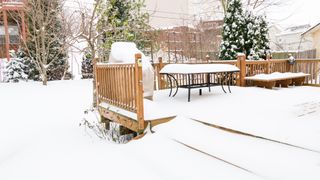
[160,64,240,102]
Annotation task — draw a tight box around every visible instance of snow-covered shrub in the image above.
[5,57,28,83]
[81,53,93,79]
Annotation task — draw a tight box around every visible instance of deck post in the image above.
[265,60,270,74]
[158,57,165,89]
[3,10,10,61]
[135,53,145,133]
[236,54,246,87]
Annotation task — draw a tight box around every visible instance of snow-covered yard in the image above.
[0,80,320,180]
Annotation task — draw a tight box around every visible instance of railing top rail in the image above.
[96,62,135,67]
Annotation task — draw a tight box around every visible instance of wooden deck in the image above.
[95,54,320,134]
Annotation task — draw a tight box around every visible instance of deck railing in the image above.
[94,54,145,131]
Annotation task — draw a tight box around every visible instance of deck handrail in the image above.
[94,53,145,131]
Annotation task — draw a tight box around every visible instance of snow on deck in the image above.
[245,72,310,81]
[0,80,320,180]
[160,64,239,74]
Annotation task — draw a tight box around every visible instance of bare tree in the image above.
[18,0,72,85]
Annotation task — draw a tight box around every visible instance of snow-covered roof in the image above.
[302,23,320,36]
[276,24,311,36]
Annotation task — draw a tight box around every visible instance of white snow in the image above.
[0,80,320,180]
[108,42,154,97]
[99,99,176,121]
[160,64,240,74]
[245,72,310,81]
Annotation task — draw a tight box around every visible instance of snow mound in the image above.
[109,42,154,97]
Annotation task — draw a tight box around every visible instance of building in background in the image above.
[145,0,223,29]
[272,24,313,52]
[302,23,320,58]
[268,24,282,50]
[0,0,26,61]
[145,0,191,29]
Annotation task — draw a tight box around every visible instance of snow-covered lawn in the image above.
[0,80,320,180]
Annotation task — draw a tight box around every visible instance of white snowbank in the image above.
[160,64,240,74]
[1,80,320,180]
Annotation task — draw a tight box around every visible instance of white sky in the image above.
[262,0,320,27]
[63,0,320,29]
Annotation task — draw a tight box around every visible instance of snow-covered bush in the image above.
[5,57,28,83]
[81,53,93,79]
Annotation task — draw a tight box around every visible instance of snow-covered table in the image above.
[245,72,310,89]
[160,64,240,102]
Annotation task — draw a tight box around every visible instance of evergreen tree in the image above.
[5,51,28,83]
[97,0,151,57]
[219,0,245,60]
[81,53,93,79]
[256,15,270,59]
[219,0,270,60]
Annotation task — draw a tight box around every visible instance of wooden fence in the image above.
[272,49,317,59]
[153,57,320,88]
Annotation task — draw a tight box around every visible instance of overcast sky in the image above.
[266,0,320,27]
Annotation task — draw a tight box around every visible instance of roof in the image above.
[277,24,311,36]
[302,23,320,36]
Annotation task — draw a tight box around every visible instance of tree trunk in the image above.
[42,68,48,86]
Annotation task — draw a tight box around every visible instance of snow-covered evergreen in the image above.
[220,0,270,60]
[256,15,270,59]
[81,53,93,79]
[5,51,28,83]
[219,0,245,60]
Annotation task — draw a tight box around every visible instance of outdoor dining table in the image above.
[159,64,240,102]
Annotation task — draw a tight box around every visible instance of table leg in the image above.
[167,74,173,97]
[168,74,179,97]
[227,73,232,93]
[221,73,227,93]
[188,74,191,102]
[207,73,211,92]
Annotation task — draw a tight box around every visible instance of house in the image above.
[302,23,320,58]
[272,24,313,51]
[268,24,282,50]
[0,0,26,61]
[144,0,191,29]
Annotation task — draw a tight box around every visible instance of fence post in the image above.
[135,53,145,132]
[265,60,270,74]
[236,54,246,87]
